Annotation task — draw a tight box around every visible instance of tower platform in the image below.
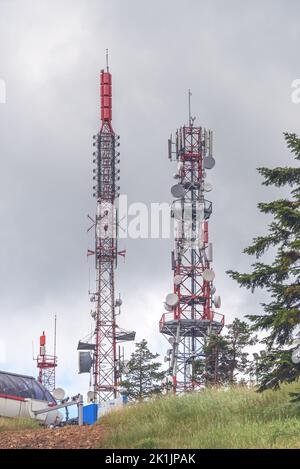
[159,311,224,337]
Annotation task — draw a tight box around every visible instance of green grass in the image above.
[0,417,40,433]
[97,383,300,449]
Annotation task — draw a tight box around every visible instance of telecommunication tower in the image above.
[78,53,135,402]
[36,315,57,392]
[159,91,225,393]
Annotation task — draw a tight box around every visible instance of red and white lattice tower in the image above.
[159,92,225,393]
[37,328,57,393]
[83,56,135,402]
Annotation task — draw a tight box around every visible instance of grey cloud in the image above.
[0,0,299,394]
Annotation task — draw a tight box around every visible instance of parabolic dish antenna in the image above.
[87,391,96,402]
[213,295,221,308]
[165,293,179,307]
[203,156,216,170]
[164,302,173,311]
[78,351,93,374]
[204,182,213,192]
[168,337,175,345]
[171,184,185,198]
[292,347,300,364]
[52,388,65,401]
[174,275,182,286]
[203,269,215,282]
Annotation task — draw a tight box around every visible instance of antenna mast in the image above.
[106,48,109,72]
[188,89,192,126]
[54,314,57,358]
[36,317,58,392]
[78,54,135,402]
[160,102,225,393]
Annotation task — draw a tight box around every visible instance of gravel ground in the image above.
[0,424,107,449]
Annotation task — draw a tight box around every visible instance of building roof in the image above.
[0,370,56,403]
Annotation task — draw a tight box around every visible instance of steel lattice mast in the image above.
[92,63,119,401]
[79,57,135,402]
[160,92,225,393]
[36,316,57,392]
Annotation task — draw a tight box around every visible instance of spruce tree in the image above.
[194,320,255,386]
[120,339,165,400]
[225,318,257,384]
[203,334,231,385]
[227,133,300,391]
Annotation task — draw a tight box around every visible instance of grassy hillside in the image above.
[0,417,40,433]
[98,383,300,449]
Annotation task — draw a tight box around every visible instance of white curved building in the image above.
[0,370,62,425]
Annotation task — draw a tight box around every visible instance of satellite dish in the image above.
[168,337,175,345]
[292,347,300,364]
[78,351,93,374]
[211,286,216,295]
[203,269,215,282]
[203,156,215,170]
[204,182,213,192]
[164,302,173,311]
[165,293,179,307]
[52,388,65,401]
[115,298,122,307]
[171,184,185,198]
[173,173,180,179]
[174,275,182,286]
[87,390,96,402]
[213,295,221,308]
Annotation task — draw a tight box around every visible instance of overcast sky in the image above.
[0,0,299,397]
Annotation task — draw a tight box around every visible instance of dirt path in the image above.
[0,424,107,449]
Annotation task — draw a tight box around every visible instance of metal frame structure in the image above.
[80,56,135,402]
[36,329,57,392]
[160,93,225,393]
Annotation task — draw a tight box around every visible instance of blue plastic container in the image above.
[83,403,98,425]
